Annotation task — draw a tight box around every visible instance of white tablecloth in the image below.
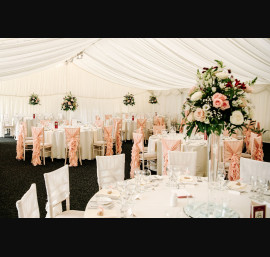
[85,176,270,218]
[148,134,208,176]
[44,127,103,160]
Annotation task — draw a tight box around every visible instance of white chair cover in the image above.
[16,183,40,218]
[168,151,197,176]
[96,154,125,190]
[44,165,84,218]
[240,157,270,183]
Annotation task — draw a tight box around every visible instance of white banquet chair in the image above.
[44,165,84,218]
[16,183,40,218]
[96,154,125,190]
[168,151,197,176]
[240,157,270,184]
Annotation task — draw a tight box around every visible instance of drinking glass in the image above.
[217,162,225,190]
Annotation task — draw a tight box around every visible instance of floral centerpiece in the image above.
[149,95,158,104]
[181,60,257,186]
[29,93,40,105]
[181,60,257,137]
[61,91,78,111]
[123,92,135,106]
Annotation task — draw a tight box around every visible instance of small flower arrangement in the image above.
[181,60,257,137]
[123,92,135,106]
[29,93,40,105]
[149,95,158,104]
[61,91,78,111]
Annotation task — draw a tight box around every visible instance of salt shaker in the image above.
[170,192,177,207]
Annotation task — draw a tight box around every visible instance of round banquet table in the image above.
[84,176,270,218]
[147,133,208,177]
[44,126,103,160]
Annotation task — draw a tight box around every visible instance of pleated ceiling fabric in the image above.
[1,38,270,90]
[74,38,270,90]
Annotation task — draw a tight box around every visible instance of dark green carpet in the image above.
[0,137,134,218]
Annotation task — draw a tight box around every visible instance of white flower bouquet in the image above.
[182,60,257,137]
[61,91,78,111]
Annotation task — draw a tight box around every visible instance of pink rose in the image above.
[220,100,230,110]
[194,108,205,122]
[244,85,253,93]
[212,93,227,101]
[68,101,71,105]
[213,98,223,108]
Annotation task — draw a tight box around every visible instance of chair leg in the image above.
[64,148,67,165]
[43,147,45,165]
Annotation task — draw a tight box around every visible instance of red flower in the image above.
[235,79,241,86]
[226,81,233,88]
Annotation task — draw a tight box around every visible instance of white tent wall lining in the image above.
[0,62,269,141]
[0,63,153,123]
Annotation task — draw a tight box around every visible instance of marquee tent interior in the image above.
[1,38,270,219]
[1,38,270,140]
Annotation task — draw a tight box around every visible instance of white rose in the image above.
[190,91,203,101]
[212,87,216,93]
[215,72,229,80]
[187,112,195,122]
[219,83,225,89]
[230,111,244,125]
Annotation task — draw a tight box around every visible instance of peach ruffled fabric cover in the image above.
[65,128,80,167]
[115,121,122,154]
[16,124,24,160]
[104,126,113,156]
[223,140,243,181]
[161,138,181,175]
[252,136,264,161]
[130,132,144,178]
[153,125,165,135]
[31,127,43,166]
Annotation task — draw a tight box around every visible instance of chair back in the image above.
[161,138,181,175]
[16,124,24,160]
[16,183,40,218]
[223,140,243,181]
[95,119,104,128]
[130,132,144,178]
[64,127,80,167]
[96,154,125,190]
[105,114,112,120]
[240,157,270,184]
[31,127,44,166]
[153,125,165,135]
[168,151,197,176]
[251,136,264,161]
[44,165,70,218]
[115,121,122,154]
[104,126,113,156]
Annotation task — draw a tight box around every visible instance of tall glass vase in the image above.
[207,132,221,189]
[66,111,72,125]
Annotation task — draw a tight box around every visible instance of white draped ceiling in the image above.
[0,38,270,139]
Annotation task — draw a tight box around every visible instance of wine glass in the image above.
[217,162,225,190]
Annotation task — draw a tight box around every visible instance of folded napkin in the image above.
[84,209,118,218]
[97,188,120,199]
[227,181,247,191]
[179,175,195,183]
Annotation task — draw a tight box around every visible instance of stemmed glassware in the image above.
[217,162,225,190]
